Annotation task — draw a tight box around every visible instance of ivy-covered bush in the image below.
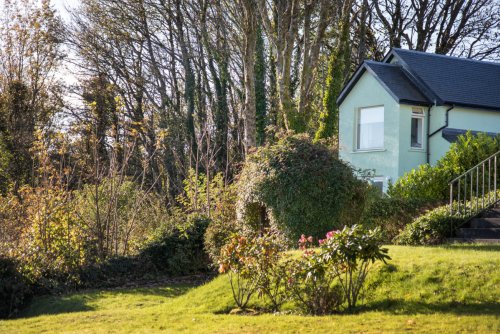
[389,132,500,201]
[236,133,369,241]
[0,256,32,319]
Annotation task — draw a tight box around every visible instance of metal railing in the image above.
[449,151,500,217]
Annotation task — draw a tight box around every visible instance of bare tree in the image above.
[373,0,500,59]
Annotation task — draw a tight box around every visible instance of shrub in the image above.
[218,235,259,309]
[236,133,369,242]
[78,256,150,288]
[13,186,87,293]
[395,204,469,245]
[203,183,242,265]
[250,230,290,312]
[139,214,211,276]
[75,178,167,258]
[389,132,500,201]
[204,219,242,265]
[362,195,429,243]
[288,235,344,315]
[318,225,390,310]
[219,230,290,312]
[290,226,390,313]
[219,226,390,314]
[0,256,32,319]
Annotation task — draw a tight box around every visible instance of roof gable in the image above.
[338,48,500,111]
[388,49,500,110]
[337,62,430,107]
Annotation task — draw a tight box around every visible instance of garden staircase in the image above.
[448,151,500,243]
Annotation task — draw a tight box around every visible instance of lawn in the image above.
[1,244,499,333]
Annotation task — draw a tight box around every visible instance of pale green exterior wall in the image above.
[428,106,500,164]
[397,104,427,177]
[339,72,401,188]
[339,71,500,190]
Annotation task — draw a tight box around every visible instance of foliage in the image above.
[0,134,12,193]
[317,225,390,310]
[362,194,428,243]
[315,6,351,141]
[0,256,32,319]
[290,225,390,313]
[139,214,211,276]
[219,225,389,314]
[236,133,369,241]
[395,204,468,245]
[288,235,344,315]
[75,178,166,259]
[389,132,500,201]
[12,185,87,293]
[248,230,290,312]
[218,235,259,309]
[204,219,242,266]
[218,230,292,311]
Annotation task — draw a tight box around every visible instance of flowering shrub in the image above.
[219,225,390,313]
[218,235,259,309]
[251,231,290,311]
[317,225,390,310]
[288,234,343,315]
[218,230,290,311]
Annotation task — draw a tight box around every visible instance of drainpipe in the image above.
[427,105,454,164]
[426,105,432,164]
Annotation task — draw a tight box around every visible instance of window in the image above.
[371,179,384,193]
[411,107,424,149]
[371,176,391,194]
[357,106,384,150]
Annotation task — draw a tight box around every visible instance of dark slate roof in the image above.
[442,128,499,143]
[338,48,500,111]
[388,49,500,110]
[364,61,429,105]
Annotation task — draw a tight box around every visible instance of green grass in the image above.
[1,244,499,333]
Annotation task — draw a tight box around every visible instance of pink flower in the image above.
[318,239,325,245]
[326,230,338,239]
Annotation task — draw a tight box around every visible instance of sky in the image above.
[52,0,77,21]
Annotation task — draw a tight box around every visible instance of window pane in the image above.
[411,117,422,148]
[358,106,384,149]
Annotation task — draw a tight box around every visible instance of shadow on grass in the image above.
[358,299,500,316]
[19,294,97,318]
[108,284,193,298]
[17,284,193,319]
[441,244,500,252]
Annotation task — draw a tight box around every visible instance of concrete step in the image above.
[470,218,500,228]
[480,206,500,218]
[448,238,500,244]
[457,228,500,239]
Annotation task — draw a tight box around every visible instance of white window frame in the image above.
[356,105,385,151]
[371,177,385,193]
[410,107,424,150]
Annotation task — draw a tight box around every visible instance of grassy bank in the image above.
[1,244,499,333]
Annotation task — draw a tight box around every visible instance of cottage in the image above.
[337,48,500,192]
